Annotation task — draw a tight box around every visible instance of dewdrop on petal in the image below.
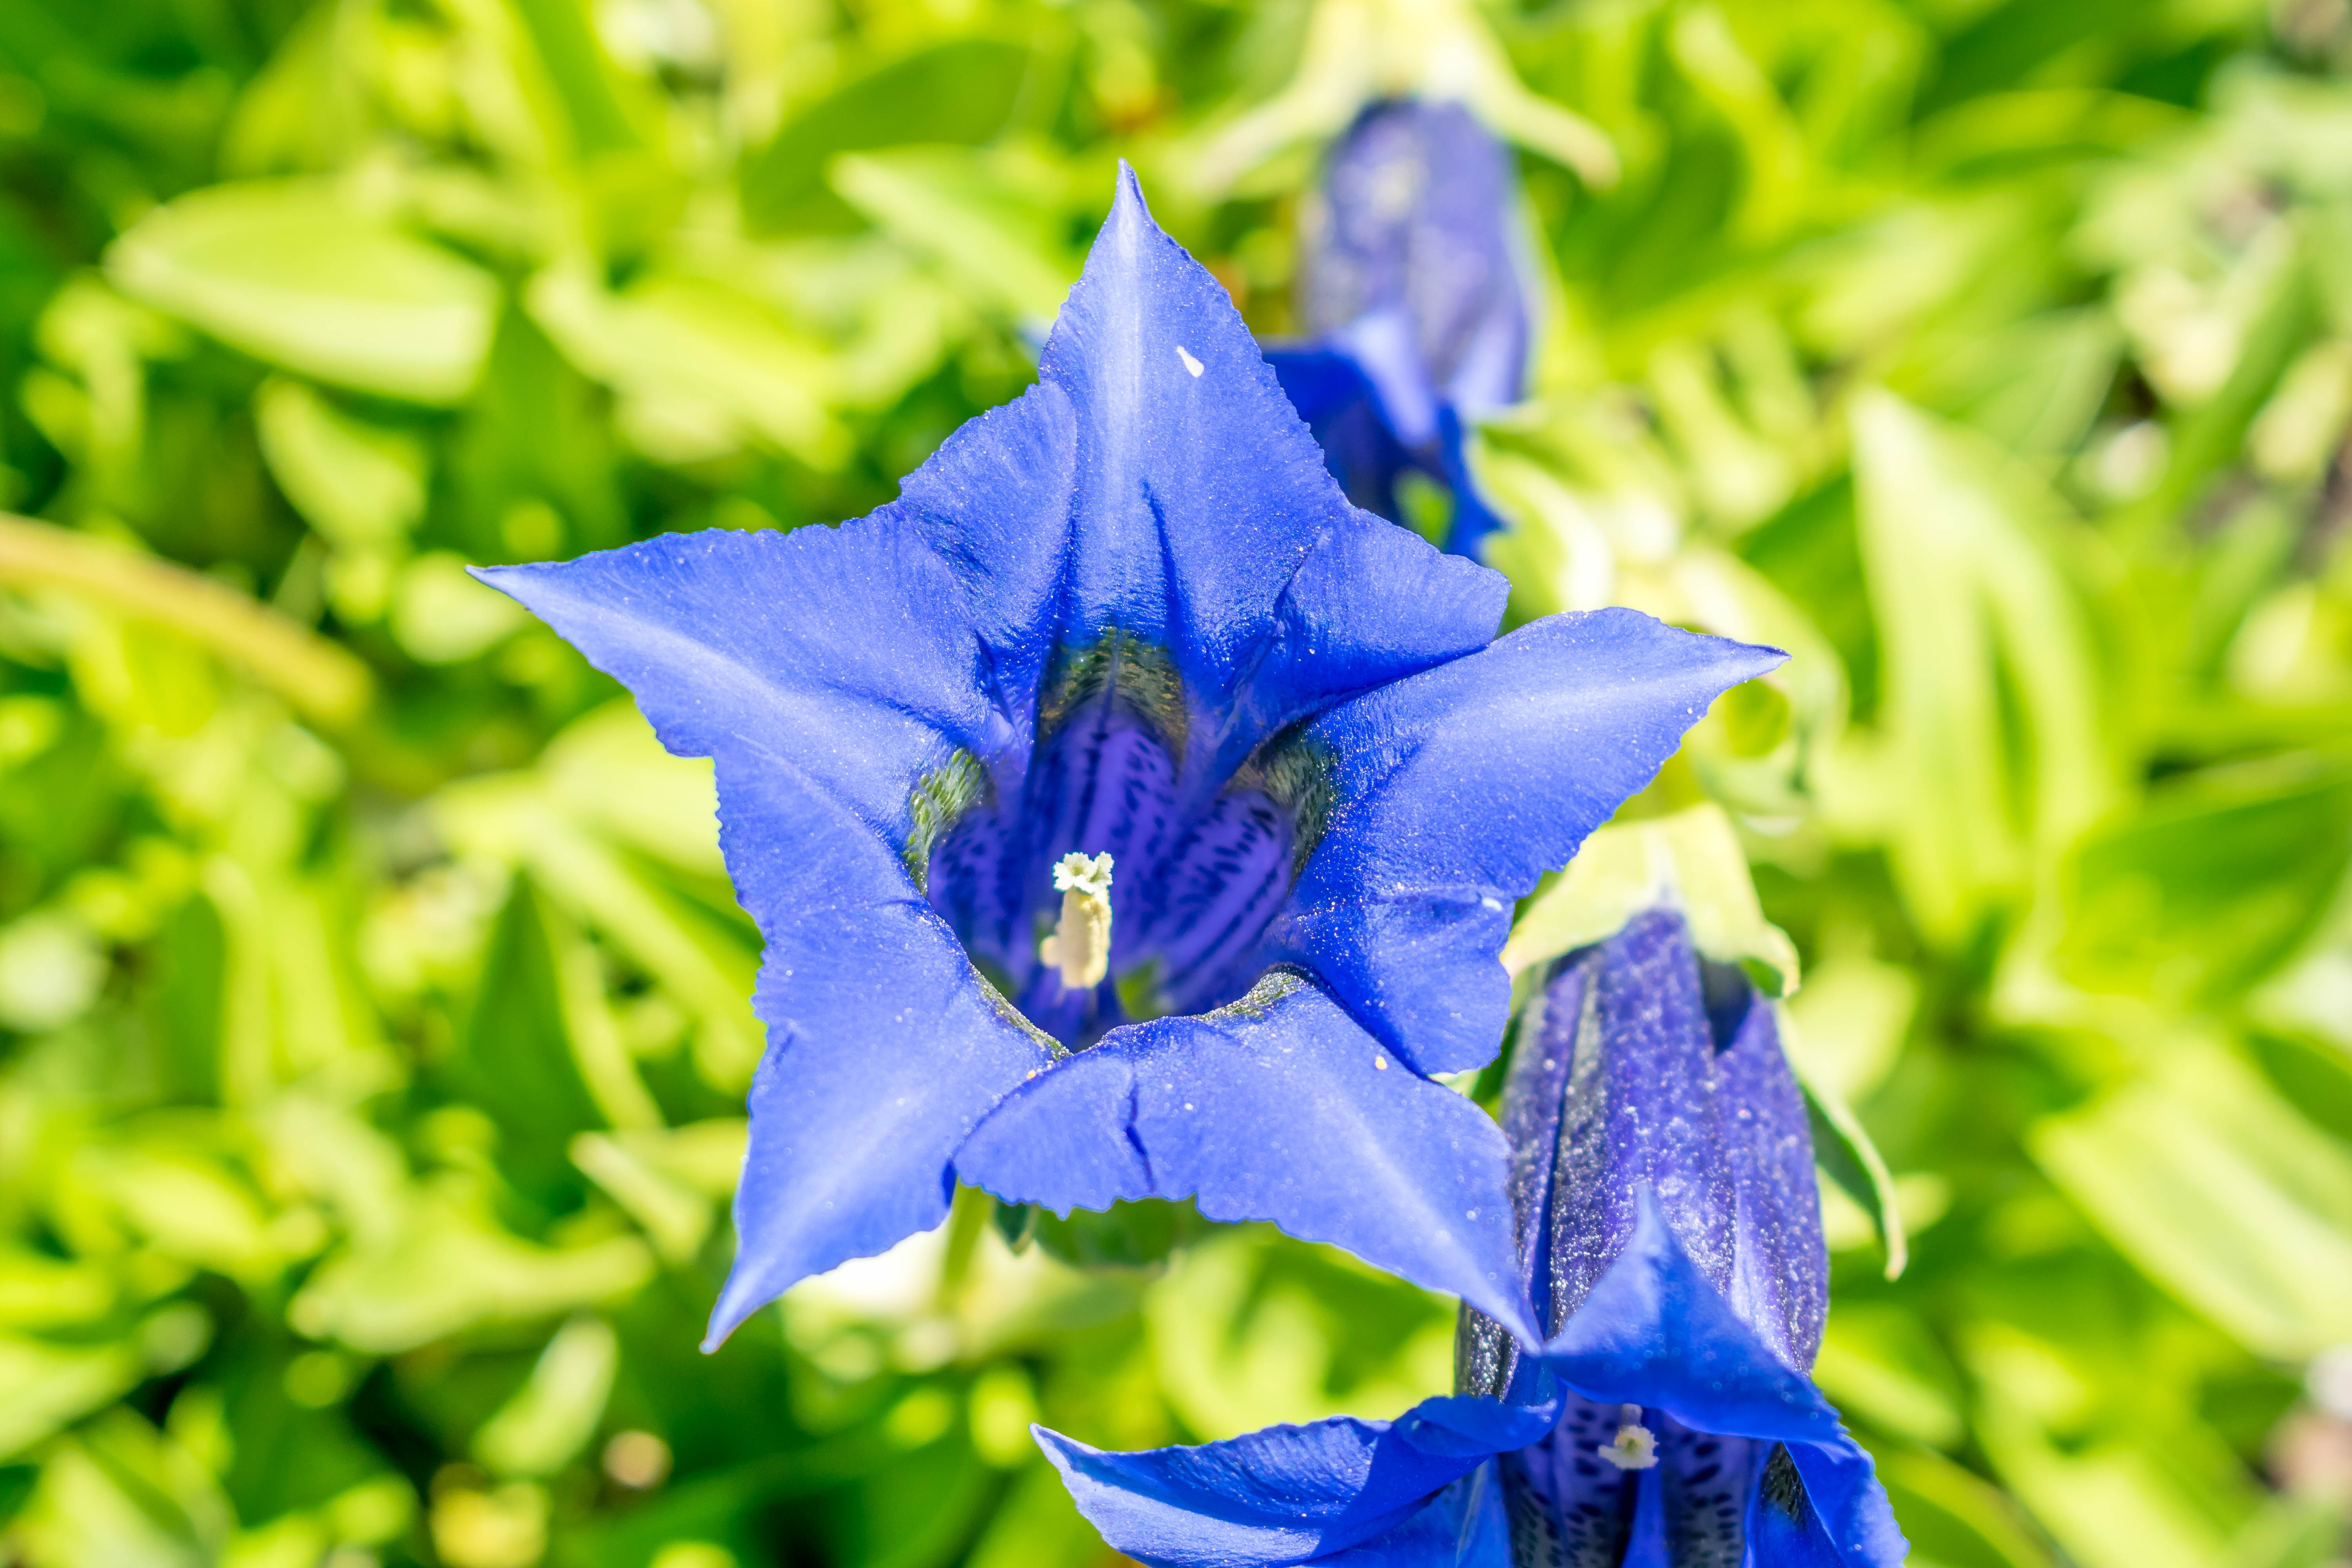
[1042,853,1115,990]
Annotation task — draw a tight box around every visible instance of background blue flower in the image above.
[480,169,1778,1350]
[1036,909,1905,1566]
[1268,100,1532,557]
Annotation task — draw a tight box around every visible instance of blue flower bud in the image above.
[1037,908,1907,1567]
[1270,99,1531,555]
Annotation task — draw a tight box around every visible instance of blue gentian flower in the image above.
[1269,100,1530,557]
[1035,909,1907,1566]
[478,169,1777,1350]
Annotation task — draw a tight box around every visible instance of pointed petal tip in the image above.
[700,1265,769,1355]
[1031,1422,1087,1465]
[466,557,568,609]
[1104,159,1157,242]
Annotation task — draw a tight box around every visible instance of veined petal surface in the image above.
[1035,1394,1550,1568]
[485,162,1785,1345]
[478,524,1060,1347]
[1275,613,1786,1077]
[957,973,1539,1340]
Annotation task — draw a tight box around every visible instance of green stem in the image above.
[0,513,372,726]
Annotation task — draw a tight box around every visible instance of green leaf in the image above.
[1874,1448,2059,1568]
[474,1316,620,1478]
[524,265,848,467]
[829,146,1078,326]
[1798,1064,1908,1280]
[507,0,654,158]
[2055,757,2352,1008]
[1813,1303,1962,1446]
[108,181,499,404]
[1967,1324,2258,1568]
[288,1191,653,1355]
[0,1336,144,1462]
[252,377,428,550]
[1841,389,2115,941]
[738,38,1044,233]
[1142,1227,1455,1441]
[2032,1044,2352,1359]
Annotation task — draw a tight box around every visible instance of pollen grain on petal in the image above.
[1176,345,1204,377]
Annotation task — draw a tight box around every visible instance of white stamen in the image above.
[1597,1405,1659,1471]
[1040,852,1115,990]
[1176,345,1204,377]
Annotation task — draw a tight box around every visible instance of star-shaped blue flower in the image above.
[1035,911,1907,1566]
[479,169,1777,1349]
[1269,100,1530,557]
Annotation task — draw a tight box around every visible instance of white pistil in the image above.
[1597,1405,1659,1470]
[1041,852,1115,990]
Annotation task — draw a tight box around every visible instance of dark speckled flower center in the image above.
[921,630,1329,1051]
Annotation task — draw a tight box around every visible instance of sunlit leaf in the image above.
[108,182,499,404]
[2033,1044,2352,1359]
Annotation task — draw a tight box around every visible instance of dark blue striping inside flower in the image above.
[1032,910,1907,1566]
[478,165,1777,1354]
[923,630,1318,1051]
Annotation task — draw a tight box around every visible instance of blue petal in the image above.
[709,850,1054,1347]
[1708,963,1830,1374]
[1267,345,1413,525]
[1538,1189,1839,1446]
[1034,1396,1550,1568]
[1228,517,1504,773]
[1267,345,1379,432]
[1497,1397,1640,1564]
[870,379,1079,714]
[1498,958,1580,1330]
[1272,612,1786,1076]
[956,973,1539,1340]
[1021,165,1477,726]
[1318,1466,1509,1568]
[1785,1434,1911,1566]
[1272,342,1509,560]
[478,526,1061,1346]
[1284,102,1528,561]
[886,166,1499,762]
[1330,307,1442,450]
[1434,407,1509,557]
[477,524,998,822]
[1748,1467,1847,1568]
[1653,1415,1762,1566]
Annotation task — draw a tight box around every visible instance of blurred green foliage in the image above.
[2,0,2352,1566]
